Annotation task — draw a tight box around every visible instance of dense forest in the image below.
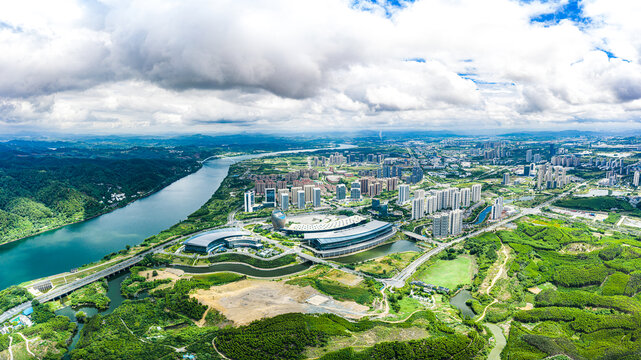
[0,135,326,245]
[0,147,201,244]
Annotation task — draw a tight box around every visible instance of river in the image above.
[0,144,353,290]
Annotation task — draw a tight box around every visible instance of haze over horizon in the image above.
[1,0,641,134]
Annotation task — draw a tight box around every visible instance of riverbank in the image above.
[1,144,351,291]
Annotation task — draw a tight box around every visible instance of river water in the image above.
[0,144,352,290]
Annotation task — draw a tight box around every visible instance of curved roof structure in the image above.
[184,228,250,248]
[286,215,366,233]
[304,220,393,250]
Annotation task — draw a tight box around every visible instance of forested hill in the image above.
[0,145,202,245]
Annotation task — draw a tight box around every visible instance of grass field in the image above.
[413,256,475,290]
[355,252,419,278]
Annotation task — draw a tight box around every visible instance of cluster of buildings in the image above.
[432,210,463,238]
[408,184,482,221]
[244,183,324,213]
[536,164,569,190]
[410,280,450,294]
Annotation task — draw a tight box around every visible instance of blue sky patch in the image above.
[529,0,591,27]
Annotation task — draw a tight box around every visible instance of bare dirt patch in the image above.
[192,279,369,325]
[560,243,601,254]
[140,268,185,282]
[527,286,542,294]
[325,269,363,286]
[518,303,534,310]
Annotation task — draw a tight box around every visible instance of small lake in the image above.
[55,271,132,359]
[170,261,313,277]
[473,206,492,225]
[449,289,475,319]
[331,240,422,264]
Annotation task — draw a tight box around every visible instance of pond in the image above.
[55,271,134,359]
[170,261,314,277]
[473,206,492,225]
[449,289,475,319]
[331,240,423,264]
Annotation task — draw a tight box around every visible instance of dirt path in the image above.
[212,338,229,359]
[7,336,13,360]
[477,244,509,322]
[16,333,35,357]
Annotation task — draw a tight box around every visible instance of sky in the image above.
[0,0,640,135]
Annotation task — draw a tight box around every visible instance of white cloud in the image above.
[0,0,640,133]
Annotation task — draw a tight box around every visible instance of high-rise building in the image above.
[280,193,289,211]
[451,190,461,210]
[372,198,381,210]
[450,209,463,236]
[502,173,510,185]
[398,185,410,204]
[460,188,471,208]
[411,197,424,220]
[634,171,640,187]
[471,184,482,203]
[386,177,399,191]
[491,197,504,220]
[523,165,531,176]
[425,195,436,214]
[244,190,254,213]
[336,184,347,200]
[526,149,533,163]
[290,186,302,204]
[549,143,556,157]
[434,190,444,210]
[442,189,451,209]
[433,212,450,238]
[304,184,315,203]
[537,164,546,189]
[534,153,542,163]
[313,187,321,207]
[297,190,306,209]
[351,187,361,200]
[415,189,425,199]
[360,178,370,195]
[351,181,361,190]
[265,188,276,207]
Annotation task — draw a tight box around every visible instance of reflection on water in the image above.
[449,289,475,319]
[56,272,132,359]
[170,261,313,277]
[331,240,422,264]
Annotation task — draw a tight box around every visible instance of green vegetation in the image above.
[66,279,110,309]
[216,312,484,360]
[0,285,33,313]
[413,256,475,290]
[352,252,419,278]
[120,267,172,298]
[554,196,638,213]
[0,148,200,245]
[467,216,641,359]
[464,232,500,288]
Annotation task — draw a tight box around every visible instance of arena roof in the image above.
[286,215,366,233]
[183,228,250,247]
[304,220,391,245]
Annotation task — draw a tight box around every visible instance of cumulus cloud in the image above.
[0,0,640,133]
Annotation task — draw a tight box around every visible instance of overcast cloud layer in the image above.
[1,0,641,134]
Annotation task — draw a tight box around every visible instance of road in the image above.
[0,234,180,324]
